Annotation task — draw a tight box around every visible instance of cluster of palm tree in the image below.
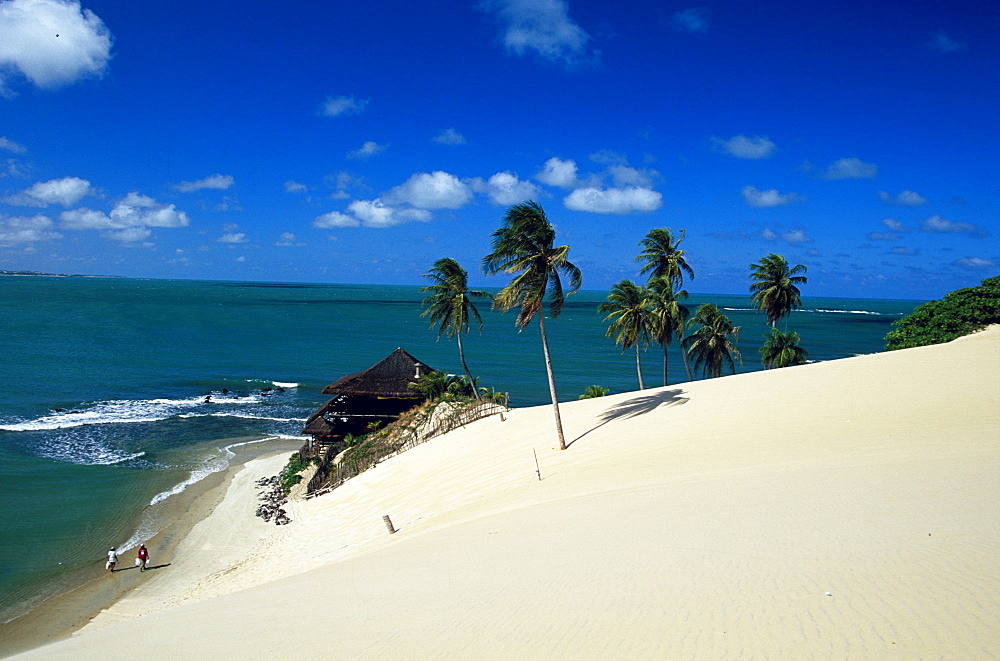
[418,200,812,451]
[749,253,809,368]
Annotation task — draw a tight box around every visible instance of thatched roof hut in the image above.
[302,348,435,446]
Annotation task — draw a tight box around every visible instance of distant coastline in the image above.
[0,270,122,278]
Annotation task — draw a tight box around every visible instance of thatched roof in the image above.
[320,348,434,398]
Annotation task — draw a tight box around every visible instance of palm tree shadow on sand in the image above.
[568,389,689,448]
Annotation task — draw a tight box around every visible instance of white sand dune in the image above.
[16,327,1000,659]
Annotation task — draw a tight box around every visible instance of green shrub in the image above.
[279,452,310,494]
[885,275,1000,350]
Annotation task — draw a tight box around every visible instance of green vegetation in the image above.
[409,370,479,401]
[483,201,582,451]
[636,227,694,290]
[749,253,808,327]
[885,275,1000,350]
[637,228,693,385]
[279,452,311,494]
[579,385,610,399]
[683,304,743,379]
[420,257,493,401]
[759,328,809,369]
[599,279,653,390]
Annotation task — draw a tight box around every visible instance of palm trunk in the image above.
[662,345,669,387]
[635,343,645,390]
[681,343,693,381]
[538,312,567,450]
[456,332,482,402]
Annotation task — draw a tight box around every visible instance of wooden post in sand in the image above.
[382,515,397,534]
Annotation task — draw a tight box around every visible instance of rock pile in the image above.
[254,475,291,525]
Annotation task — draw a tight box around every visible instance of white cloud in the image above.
[433,128,466,145]
[563,186,662,214]
[0,136,26,153]
[536,157,580,188]
[0,214,61,243]
[479,0,596,67]
[928,32,966,53]
[712,134,776,159]
[608,164,656,188]
[878,189,928,206]
[105,226,151,243]
[882,218,909,233]
[349,199,431,228]
[672,7,710,32]
[59,192,189,236]
[782,229,812,243]
[953,256,996,270]
[476,171,542,206]
[920,214,984,236]
[386,171,472,209]
[4,176,93,207]
[742,185,802,208]
[346,141,387,159]
[284,180,308,194]
[321,94,368,117]
[760,228,777,241]
[0,0,112,95]
[313,211,359,229]
[822,157,878,180]
[174,174,234,192]
[217,232,247,243]
[275,231,302,246]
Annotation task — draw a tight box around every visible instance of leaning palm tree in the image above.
[646,276,690,386]
[760,328,809,369]
[637,227,695,291]
[482,201,582,450]
[598,279,652,390]
[749,253,808,327]
[682,304,743,379]
[420,257,492,401]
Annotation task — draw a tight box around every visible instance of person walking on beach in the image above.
[137,544,149,571]
[106,547,118,573]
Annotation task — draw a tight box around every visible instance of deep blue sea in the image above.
[0,275,922,622]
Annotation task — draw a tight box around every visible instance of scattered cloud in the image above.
[952,256,996,270]
[928,32,966,53]
[536,157,580,188]
[711,135,776,159]
[284,180,308,194]
[868,218,910,241]
[320,94,369,118]
[350,199,432,228]
[217,232,247,243]
[385,171,473,209]
[741,185,802,208]
[867,232,898,241]
[0,0,113,95]
[889,246,919,256]
[882,218,909,233]
[312,211,359,229]
[4,176,94,207]
[174,174,234,193]
[433,128,466,145]
[759,228,813,243]
[760,229,777,240]
[878,189,928,206]
[478,0,597,67]
[347,141,388,159]
[672,8,710,33]
[608,164,656,188]
[563,186,661,214]
[920,214,986,237]
[471,171,542,206]
[274,232,303,247]
[0,214,61,244]
[822,157,878,180]
[59,192,190,241]
[0,137,27,154]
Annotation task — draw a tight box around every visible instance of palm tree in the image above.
[646,276,690,386]
[637,228,695,291]
[579,385,609,399]
[482,201,582,450]
[682,304,743,378]
[598,279,652,390]
[749,253,808,327]
[420,257,492,401]
[760,328,809,369]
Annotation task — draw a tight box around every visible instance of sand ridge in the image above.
[14,327,1000,659]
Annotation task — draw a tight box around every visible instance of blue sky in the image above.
[1,0,996,299]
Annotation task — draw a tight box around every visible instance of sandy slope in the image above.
[15,327,1000,659]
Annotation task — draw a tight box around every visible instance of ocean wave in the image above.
[272,381,298,388]
[801,308,897,316]
[0,394,265,432]
[30,432,148,466]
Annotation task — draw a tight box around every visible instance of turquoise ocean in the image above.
[0,276,922,622]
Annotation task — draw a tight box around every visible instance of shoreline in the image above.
[0,440,299,658]
[7,328,999,658]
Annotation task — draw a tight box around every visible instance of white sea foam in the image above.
[272,381,299,388]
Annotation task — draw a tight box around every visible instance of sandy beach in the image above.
[11,327,999,659]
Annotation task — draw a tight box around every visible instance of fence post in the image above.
[382,515,397,534]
